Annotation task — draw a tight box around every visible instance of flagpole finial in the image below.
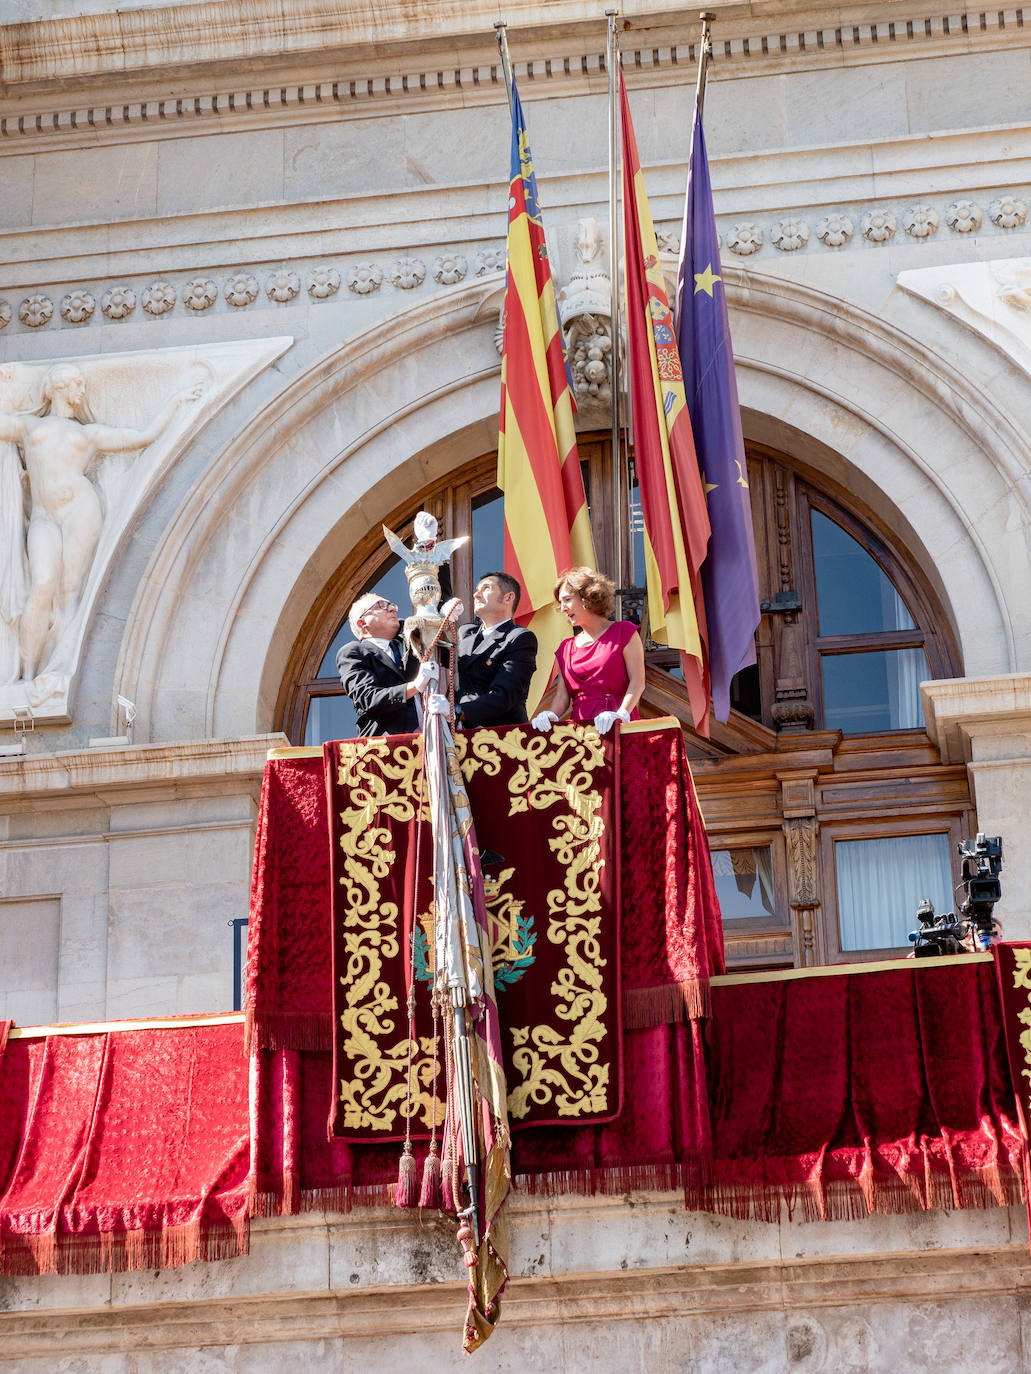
[695,11,715,116]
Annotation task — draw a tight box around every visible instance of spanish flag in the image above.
[619,67,711,735]
[498,79,595,710]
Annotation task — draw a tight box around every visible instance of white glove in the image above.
[531,710,558,732]
[427,692,451,718]
[593,708,631,735]
[440,596,464,622]
[413,660,439,691]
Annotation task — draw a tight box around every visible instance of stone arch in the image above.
[116,268,1028,743]
[725,267,1030,678]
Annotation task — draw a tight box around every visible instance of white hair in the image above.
[348,592,385,638]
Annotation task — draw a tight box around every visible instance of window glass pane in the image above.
[304,692,358,745]
[317,554,407,677]
[628,461,646,590]
[710,847,778,922]
[836,832,952,950]
[821,647,927,733]
[471,488,504,585]
[811,509,915,636]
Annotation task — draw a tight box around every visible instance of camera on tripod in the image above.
[908,833,1004,957]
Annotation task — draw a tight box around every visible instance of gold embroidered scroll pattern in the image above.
[462,726,611,1120]
[1012,951,1031,1102]
[335,737,442,1132]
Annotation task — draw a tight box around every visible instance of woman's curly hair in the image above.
[553,566,616,618]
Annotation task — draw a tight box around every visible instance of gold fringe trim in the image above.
[0,1218,249,1277]
[244,1011,333,1054]
[684,1163,1025,1224]
[622,979,711,1028]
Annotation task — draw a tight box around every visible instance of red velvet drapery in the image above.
[0,959,1025,1277]
[0,1020,250,1275]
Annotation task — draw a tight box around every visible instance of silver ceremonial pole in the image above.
[606,9,623,615]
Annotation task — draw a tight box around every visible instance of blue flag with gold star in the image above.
[674,101,760,722]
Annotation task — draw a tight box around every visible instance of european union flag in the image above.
[674,101,760,723]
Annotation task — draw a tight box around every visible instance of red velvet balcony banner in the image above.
[698,956,1026,1221]
[0,1020,250,1276]
[991,941,1031,1215]
[325,724,621,1137]
[250,956,1025,1221]
[0,961,1024,1278]
[244,719,723,1059]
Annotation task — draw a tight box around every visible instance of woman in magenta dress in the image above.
[531,567,645,735]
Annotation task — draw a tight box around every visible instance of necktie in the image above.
[390,640,403,670]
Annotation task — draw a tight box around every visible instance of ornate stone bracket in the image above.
[554,218,617,431]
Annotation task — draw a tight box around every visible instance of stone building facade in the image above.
[2,1,1031,1369]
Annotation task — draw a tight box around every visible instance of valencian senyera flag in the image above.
[498,78,596,711]
[619,67,712,735]
[674,99,760,723]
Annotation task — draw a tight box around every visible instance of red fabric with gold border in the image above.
[325,723,622,1136]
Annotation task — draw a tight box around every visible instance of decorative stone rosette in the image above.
[390,257,427,290]
[267,270,301,303]
[432,253,468,286]
[945,201,983,234]
[142,281,177,316]
[861,210,897,244]
[771,219,809,252]
[347,263,383,295]
[102,286,137,320]
[990,196,1028,230]
[726,224,763,256]
[475,247,506,275]
[903,206,940,239]
[61,290,96,324]
[183,279,218,311]
[816,214,853,248]
[308,266,341,299]
[224,274,259,308]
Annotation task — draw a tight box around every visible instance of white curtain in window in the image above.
[886,646,927,731]
[836,832,953,951]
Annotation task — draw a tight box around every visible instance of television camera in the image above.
[908,833,1004,957]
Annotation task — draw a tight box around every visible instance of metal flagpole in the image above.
[606,9,623,615]
[695,11,715,117]
[494,20,515,113]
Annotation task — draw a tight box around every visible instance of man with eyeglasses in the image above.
[336,593,438,737]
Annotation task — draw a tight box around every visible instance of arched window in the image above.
[278,436,973,971]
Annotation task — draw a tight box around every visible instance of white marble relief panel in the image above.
[897,256,1031,379]
[0,336,291,725]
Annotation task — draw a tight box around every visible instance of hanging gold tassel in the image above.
[419,1140,442,1210]
[441,1134,456,1214]
[395,1143,418,1209]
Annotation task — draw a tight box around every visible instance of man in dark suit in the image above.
[336,593,437,736]
[455,572,537,729]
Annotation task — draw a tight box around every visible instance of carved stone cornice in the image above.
[0,1228,1027,1357]
[1,3,1028,137]
[0,733,284,800]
